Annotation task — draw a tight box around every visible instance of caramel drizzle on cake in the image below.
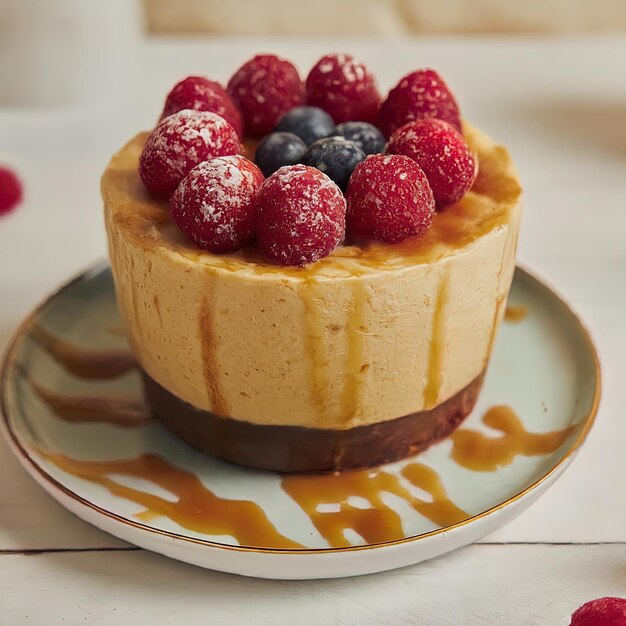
[423,271,449,408]
[198,288,229,418]
[300,278,331,418]
[451,405,575,471]
[105,124,521,280]
[341,282,368,421]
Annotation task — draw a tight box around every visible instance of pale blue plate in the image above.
[0,264,600,579]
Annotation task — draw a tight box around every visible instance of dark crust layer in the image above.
[143,371,484,474]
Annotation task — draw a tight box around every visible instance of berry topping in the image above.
[227,54,304,137]
[302,137,365,191]
[139,110,240,197]
[170,155,263,253]
[305,53,381,124]
[0,166,23,216]
[256,165,346,266]
[161,75,244,138]
[346,154,434,243]
[375,68,461,138]
[275,105,336,146]
[570,597,626,626]
[387,118,477,208]
[254,131,307,177]
[334,121,386,155]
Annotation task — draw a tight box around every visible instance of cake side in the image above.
[102,124,522,430]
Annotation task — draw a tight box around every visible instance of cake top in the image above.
[102,52,522,278]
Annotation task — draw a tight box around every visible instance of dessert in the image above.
[102,53,522,473]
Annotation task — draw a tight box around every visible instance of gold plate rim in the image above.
[0,261,602,556]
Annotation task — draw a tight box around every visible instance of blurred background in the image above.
[144,0,626,35]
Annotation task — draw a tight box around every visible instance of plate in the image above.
[0,263,600,579]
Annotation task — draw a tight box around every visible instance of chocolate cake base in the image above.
[143,372,484,473]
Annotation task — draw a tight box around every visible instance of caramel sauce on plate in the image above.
[29,378,152,428]
[31,324,136,379]
[105,324,128,338]
[451,405,576,471]
[282,463,468,547]
[38,451,302,549]
[504,305,528,323]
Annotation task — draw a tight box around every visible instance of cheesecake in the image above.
[101,54,522,472]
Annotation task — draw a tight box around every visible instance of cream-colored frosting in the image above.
[102,124,522,429]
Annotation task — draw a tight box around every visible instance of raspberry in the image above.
[387,118,477,208]
[170,155,263,253]
[570,597,626,626]
[161,75,244,138]
[0,166,22,216]
[227,54,304,137]
[139,110,240,196]
[346,154,434,243]
[375,68,461,138]
[306,53,381,124]
[256,165,346,266]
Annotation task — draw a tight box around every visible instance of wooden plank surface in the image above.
[2,545,625,625]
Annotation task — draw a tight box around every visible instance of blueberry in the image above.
[302,137,365,191]
[254,132,307,177]
[275,106,336,146]
[334,121,386,155]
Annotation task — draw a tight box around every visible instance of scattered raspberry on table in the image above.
[0,166,23,217]
[570,597,626,626]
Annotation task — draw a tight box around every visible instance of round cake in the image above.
[101,55,522,472]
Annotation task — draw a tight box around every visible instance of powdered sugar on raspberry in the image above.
[139,110,240,196]
[306,53,381,124]
[375,68,461,138]
[170,155,263,253]
[161,75,244,138]
[387,118,476,208]
[346,153,434,243]
[227,54,304,137]
[256,164,346,265]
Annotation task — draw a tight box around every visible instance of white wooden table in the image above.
[0,37,624,625]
